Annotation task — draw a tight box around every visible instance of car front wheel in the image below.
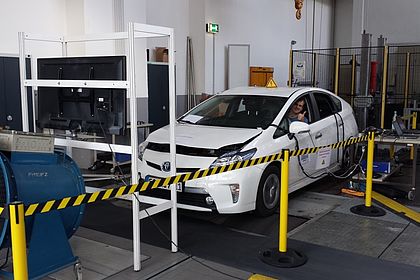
[256,166,280,216]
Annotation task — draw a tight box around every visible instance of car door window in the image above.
[314,93,336,119]
[273,95,313,139]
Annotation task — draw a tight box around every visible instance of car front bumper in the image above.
[138,158,264,214]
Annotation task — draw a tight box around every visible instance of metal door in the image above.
[147,63,169,132]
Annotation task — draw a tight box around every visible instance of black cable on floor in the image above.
[138,203,245,280]
[95,117,246,280]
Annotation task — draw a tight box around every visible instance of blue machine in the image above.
[0,150,85,279]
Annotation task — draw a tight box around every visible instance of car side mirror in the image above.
[289,121,310,134]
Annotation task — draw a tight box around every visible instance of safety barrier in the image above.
[260,131,384,267]
[290,46,420,131]
[2,133,372,277]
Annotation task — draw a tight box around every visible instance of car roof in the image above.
[220,86,304,98]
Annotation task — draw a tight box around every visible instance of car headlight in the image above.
[138,141,149,161]
[210,148,257,168]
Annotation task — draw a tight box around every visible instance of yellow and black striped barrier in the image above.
[0,134,369,218]
[0,133,372,276]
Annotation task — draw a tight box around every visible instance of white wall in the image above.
[1,0,336,97]
[205,0,334,93]
[0,0,67,56]
[350,0,420,46]
[334,0,353,47]
[146,0,189,97]
[189,0,206,95]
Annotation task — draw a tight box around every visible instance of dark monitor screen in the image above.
[396,116,407,130]
[37,56,127,135]
[393,119,404,136]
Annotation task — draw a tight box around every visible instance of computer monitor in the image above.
[37,56,127,135]
[396,116,407,130]
[393,119,404,137]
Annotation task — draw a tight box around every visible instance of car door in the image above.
[310,91,342,172]
[272,94,317,186]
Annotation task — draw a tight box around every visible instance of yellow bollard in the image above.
[9,202,29,280]
[259,149,307,267]
[365,132,375,207]
[350,131,385,217]
[279,149,289,253]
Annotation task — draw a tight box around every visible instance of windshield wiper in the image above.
[178,119,196,125]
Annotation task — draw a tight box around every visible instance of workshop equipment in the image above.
[0,131,85,279]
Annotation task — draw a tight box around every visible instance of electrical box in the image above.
[0,130,54,153]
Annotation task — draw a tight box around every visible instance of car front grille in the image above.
[146,142,246,157]
[146,161,200,173]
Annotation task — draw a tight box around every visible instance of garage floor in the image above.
[0,161,419,279]
[40,190,419,280]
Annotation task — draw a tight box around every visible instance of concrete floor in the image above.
[0,157,419,279]
[34,191,420,279]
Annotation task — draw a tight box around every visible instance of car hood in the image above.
[147,123,262,149]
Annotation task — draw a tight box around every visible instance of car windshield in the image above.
[179,95,287,129]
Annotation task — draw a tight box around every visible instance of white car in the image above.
[138,87,358,215]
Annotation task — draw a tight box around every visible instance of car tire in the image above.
[340,144,356,175]
[256,165,280,216]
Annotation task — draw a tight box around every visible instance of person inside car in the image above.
[288,98,308,123]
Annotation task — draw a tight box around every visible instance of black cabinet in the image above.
[147,63,169,132]
[0,56,32,131]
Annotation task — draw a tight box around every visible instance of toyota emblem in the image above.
[161,161,171,172]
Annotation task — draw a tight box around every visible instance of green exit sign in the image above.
[206,23,219,34]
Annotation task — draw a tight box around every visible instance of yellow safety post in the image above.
[279,149,289,253]
[334,48,340,95]
[288,49,293,87]
[259,149,307,267]
[365,131,375,207]
[9,202,29,280]
[351,54,356,107]
[350,131,386,217]
[410,112,417,160]
[404,53,410,109]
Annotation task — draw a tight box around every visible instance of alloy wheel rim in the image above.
[263,173,279,209]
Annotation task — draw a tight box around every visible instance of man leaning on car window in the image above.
[288,98,308,123]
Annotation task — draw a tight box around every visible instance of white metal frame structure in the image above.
[18,22,177,271]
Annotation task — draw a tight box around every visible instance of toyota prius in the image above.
[138,87,358,216]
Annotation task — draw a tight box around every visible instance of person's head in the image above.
[291,98,305,115]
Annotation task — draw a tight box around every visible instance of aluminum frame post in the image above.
[128,22,141,271]
[380,46,389,129]
[168,28,178,253]
[288,50,293,87]
[18,32,29,132]
[312,53,317,87]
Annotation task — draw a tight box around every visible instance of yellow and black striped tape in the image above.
[290,134,369,157]
[0,134,368,217]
